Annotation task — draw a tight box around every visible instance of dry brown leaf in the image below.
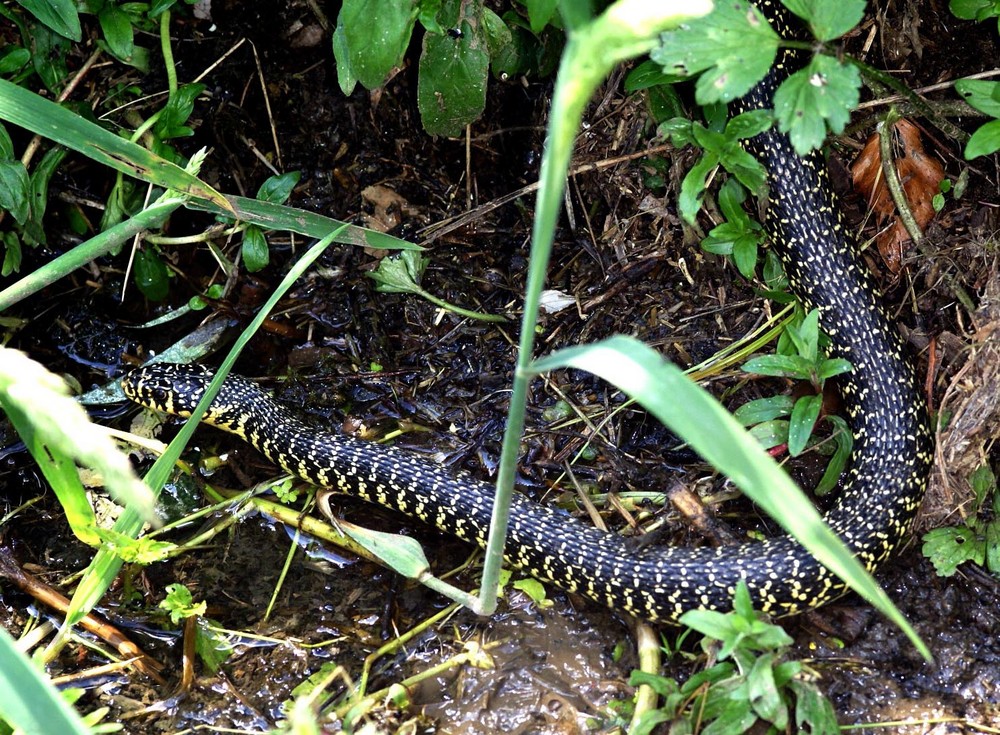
[850,119,945,273]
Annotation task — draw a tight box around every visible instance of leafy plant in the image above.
[700,178,766,279]
[368,249,507,322]
[950,0,1000,32]
[954,78,1000,159]
[622,582,839,735]
[923,463,1000,576]
[735,309,853,493]
[333,0,563,136]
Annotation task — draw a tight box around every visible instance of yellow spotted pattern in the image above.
[120,3,932,623]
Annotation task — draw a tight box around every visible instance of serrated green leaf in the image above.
[922,527,986,576]
[242,224,269,272]
[368,249,429,293]
[964,118,1000,159]
[652,0,778,104]
[782,0,865,41]
[773,55,860,155]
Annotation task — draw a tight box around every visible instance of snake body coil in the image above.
[122,3,933,623]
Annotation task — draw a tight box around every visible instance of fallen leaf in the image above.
[851,119,944,273]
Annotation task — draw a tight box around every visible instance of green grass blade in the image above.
[0,78,230,211]
[530,335,929,659]
[0,193,184,313]
[190,194,421,251]
[480,0,714,614]
[0,348,158,528]
[61,226,347,632]
[0,628,90,735]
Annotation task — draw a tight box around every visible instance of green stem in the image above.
[475,0,713,615]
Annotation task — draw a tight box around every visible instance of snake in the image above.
[121,2,933,623]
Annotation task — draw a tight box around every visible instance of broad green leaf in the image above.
[16,0,81,40]
[742,353,813,378]
[527,0,558,32]
[949,0,1000,21]
[0,160,30,224]
[98,2,134,60]
[339,0,419,89]
[418,10,489,135]
[652,0,778,104]
[818,357,852,380]
[242,224,270,272]
[134,247,170,300]
[790,679,840,735]
[964,118,1000,159]
[788,394,822,456]
[732,233,758,277]
[747,653,785,726]
[368,249,428,293]
[782,0,865,41]
[480,7,512,58]
[724,109,772,141]
[814,415,851,495]
[257,171,301,204]
[340,522,431,578]
[678,151,719,223]
[773,55,860,155]
[734,395,794,425]
[748,419,789,450]
[331,21,358,95]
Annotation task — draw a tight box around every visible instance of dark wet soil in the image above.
[2,1,1000,733]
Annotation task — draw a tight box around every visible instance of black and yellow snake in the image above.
[122,2,933,623]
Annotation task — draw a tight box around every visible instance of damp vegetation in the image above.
[0,0,999,733]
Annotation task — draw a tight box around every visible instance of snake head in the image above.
[121,362,215,417]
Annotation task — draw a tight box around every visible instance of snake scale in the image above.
[122,2,933,623]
